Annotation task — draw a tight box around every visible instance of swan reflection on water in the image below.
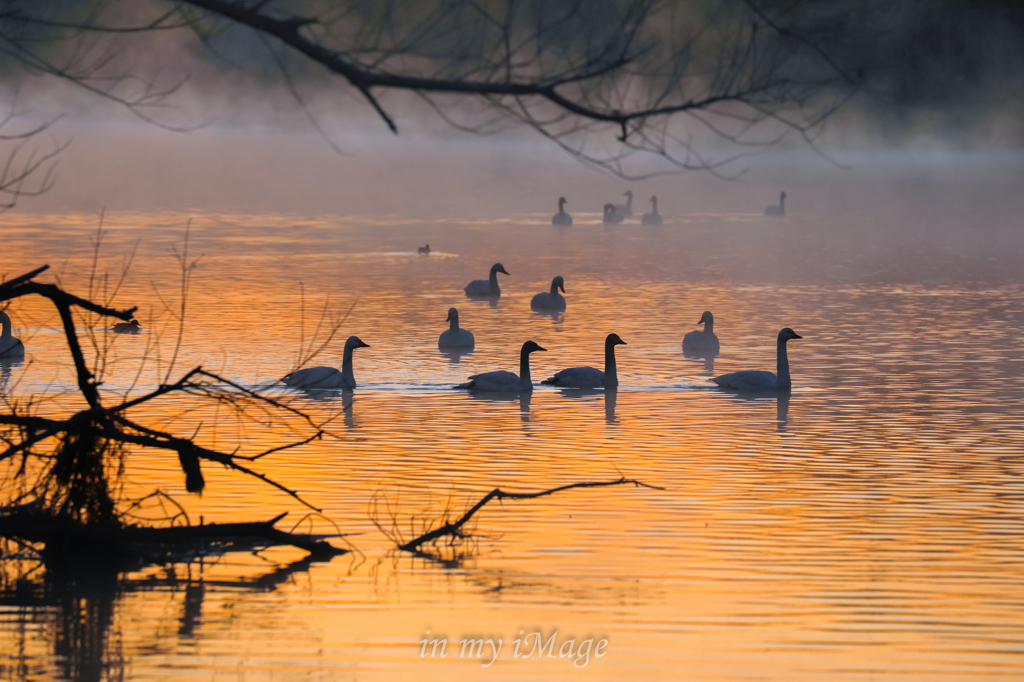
[557,386,619,424]
[724,389,792,434]
[0,357,22,393]
[289,387,357,427]
[683,351,716,375]
[464,390,532,423]
[439,347,474,365]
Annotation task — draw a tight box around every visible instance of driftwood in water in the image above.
[395,476,663,553]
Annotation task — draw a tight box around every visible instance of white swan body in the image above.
[542,333,625,389]
[456,340,546,392]
[464,262,509,297]
[765,191,787,217]
[642,195,663,225]
[0,312,25,359]
[711,328,802,391]
[682,311,720,354]
[552,197,573,226]
[112,319,142,334]
[283,335,369,390]
[603,203,624,225]
[531,276,566,311]
[614,190,633,217]
[438,308,475,349]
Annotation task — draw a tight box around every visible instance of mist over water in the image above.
[3,133,1024,679]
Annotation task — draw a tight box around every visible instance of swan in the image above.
[438,308,475,349]
[455,340,546,392]
[603,203,624,225]
[112,319,142,334]
[542,333,625,388]
[531,275,566,311]
[464,262,509,297]
[642,195,663,225]
[682,311,720,354]
[552,197,573,226]
[765,191,786,217]
[614,190,634,217]
[0,311,25,359]
[418,244,431,254]
[282,335,370,390]
[711,328,802,391]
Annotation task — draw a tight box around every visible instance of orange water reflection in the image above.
[2,206,1024,680]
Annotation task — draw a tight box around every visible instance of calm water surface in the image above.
[2,170,1024,680]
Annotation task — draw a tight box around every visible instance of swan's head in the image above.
[605,333,626,347]
[491,263,509,276]
[345,335,370,350]
[780,191,787,200]
[552,275,565,293]
[624,190,633,199]
[558,196,567,205]
[0,311,10,324]
[603,203,615,214]
[521,340,547,354]
[650,195,657,204]
[778,327,802,342]
[698,311,713,325]
[445,307,459,323]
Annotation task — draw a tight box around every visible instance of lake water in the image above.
[2,152,1024,680]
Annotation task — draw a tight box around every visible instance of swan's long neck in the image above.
[519,348,533,390]
[703,317,713,335]
[603,342,618,388]
[558,202,566,215]
[625,194,633,211]
[780,194,786,212]
[652,197,659,215]
[342,344,356,384]
[550,281,560,296]
[449,315,460,334]
[489,268,501,294]
[776,339,791,388]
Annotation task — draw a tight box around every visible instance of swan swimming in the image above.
[603,203,624,225]
[765,191,787,217]
[112,319,142,334]
[464,262,509,298]
[614,190,634,217]
[552,197,573,226]
[642,195,663,225]
[0,311,25,359]
[283,335,370,390]
[542,333,625,389]
[682,311,720,354]
[711,328,802,391]
[455,340,546,392]
[438,308,475,349]
[418,244,431,255]
[531,275,566,311]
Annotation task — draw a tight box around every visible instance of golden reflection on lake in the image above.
[2,194,1024,680]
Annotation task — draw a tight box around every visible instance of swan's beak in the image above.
[445,311,452,322]
[618,339,627,345]
[499,266,509,275]
[559,283,565,293]
[791,333,802,340]
[359,341,371,348]
[535,345,547,352]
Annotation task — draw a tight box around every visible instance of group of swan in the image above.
[463,265,567,313]
[553,191,663,226]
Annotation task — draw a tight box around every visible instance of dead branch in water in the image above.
[380,477,663,554]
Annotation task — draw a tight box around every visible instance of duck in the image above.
[0,311,25,359]
[282,335,370,390]
[418,244,431,254]
[455,340,546,392]
[438,308,474,349]
[765,191,786,217]
[464,262,509,298]
[552,197,573,226]
[641,195,663,225]
[711,328,802,391]
[602,203,624,225]
[112,319,142,334]
[682,311,720,354]
[614,190,634,217]
[542,333,625,389]
[530,275,566,311]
